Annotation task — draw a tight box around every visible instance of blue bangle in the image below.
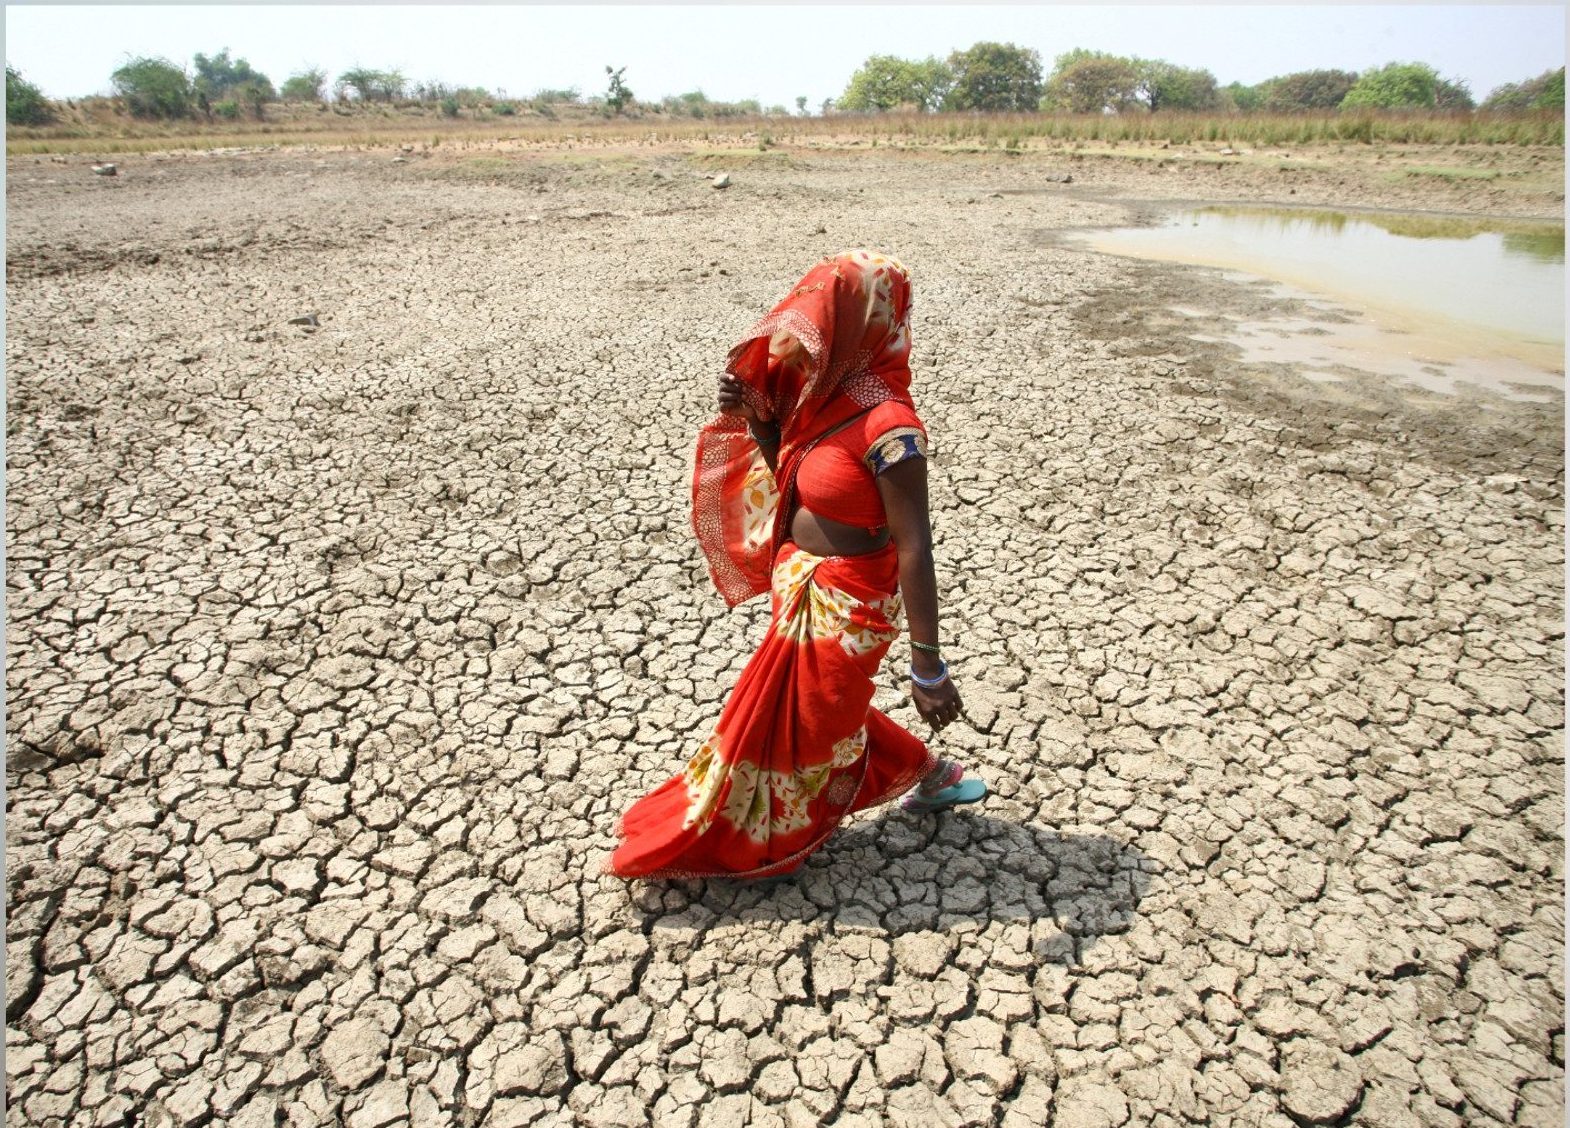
[910,660,949,689]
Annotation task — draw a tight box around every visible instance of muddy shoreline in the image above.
[6,146,1564,1126]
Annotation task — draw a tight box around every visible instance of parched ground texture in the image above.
[5,144,1564,1127]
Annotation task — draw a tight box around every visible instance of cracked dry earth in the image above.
[5,146,1564,1128]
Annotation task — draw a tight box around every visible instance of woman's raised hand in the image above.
[717,376,764,425]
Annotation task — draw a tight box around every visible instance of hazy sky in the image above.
[5,4,1565,109]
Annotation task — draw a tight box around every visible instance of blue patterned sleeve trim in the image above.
[864,427,929,476]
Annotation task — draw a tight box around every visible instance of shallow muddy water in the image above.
[1073,205,1565,400]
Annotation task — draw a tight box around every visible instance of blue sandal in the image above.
[901,777,988,814]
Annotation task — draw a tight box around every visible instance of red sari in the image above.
[609,251,936,880]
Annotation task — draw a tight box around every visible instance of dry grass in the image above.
[7,104,1563,157]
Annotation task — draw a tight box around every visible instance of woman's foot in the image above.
[917,759,963,796]
[901,760,987,812]
[901,777,988,814]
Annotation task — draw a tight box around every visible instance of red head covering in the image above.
[693,251,915,605]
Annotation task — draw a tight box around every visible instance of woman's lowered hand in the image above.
[912,668,964,732]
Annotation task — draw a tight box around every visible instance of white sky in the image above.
[5,4,1565,109]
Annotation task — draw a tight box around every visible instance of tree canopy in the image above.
[1136,60,1220,111]
[838,55,951,112]
[193,48,274,101]
[112,56,193,119]
[1044,52,1140,113]
[944,42,1042,112]
[7,65,52,125]
[1044,50,1218,112]
[604,66,633,114]
[1433,76,1474,111]
[1223,80,1267,112]
[1340,62,1441,110]
[337,68,405,102]
[1482,67,1564,111]
[1260,69,1359,112]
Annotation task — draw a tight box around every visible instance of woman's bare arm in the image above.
[877,457,963,731]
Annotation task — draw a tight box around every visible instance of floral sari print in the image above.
[608,251,936,881]
[609,541,934,879]
[691,249,915,607]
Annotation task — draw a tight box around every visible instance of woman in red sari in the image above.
[609,250,985,881]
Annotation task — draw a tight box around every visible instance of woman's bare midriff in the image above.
[790,507,891,557]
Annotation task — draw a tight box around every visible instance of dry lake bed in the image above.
[5,141,1564,1127]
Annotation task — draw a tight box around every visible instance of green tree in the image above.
[111,55,192,119]
[1340,62,1440,110]
[1223,81,1268,112]
[280,68,326,102]
[1481,68,1563,111]
[838,55,950,112]
[795,95,808,116]
[945,41,1042,112]
[338,67,404,103]
[193,48,274,102]
[1533,68,1565,109]
[1044,53,1140,113]
[605,66,632,114]
[1433,76,1474,111]
[6,65,53,125]
[1261,69,1358,111]
[1136,60,1220,111]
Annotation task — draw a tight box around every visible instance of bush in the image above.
[281,68,326,102]
[663,90,708,117]
[214,99,240,120]
[6,65,53,125]
[440,96,460,117]
[493,100,516,116]
[234,80,270,120]
[111,55,192,119]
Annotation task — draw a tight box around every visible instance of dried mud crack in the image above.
[6,146,1563,1127]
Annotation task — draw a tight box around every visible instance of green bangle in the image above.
[910,640,942,655]
[748,423,780,445]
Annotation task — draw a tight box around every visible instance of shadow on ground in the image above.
[630,811,1154,963]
